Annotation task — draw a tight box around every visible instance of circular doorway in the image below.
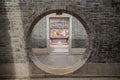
[26,11,92,75]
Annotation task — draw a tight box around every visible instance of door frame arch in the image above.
[25,8,94,75]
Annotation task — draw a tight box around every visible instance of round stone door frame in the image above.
[25,9,93,75]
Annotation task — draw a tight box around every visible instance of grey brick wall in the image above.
[0,0,119,63]
[0,0,120,78]
[0,1,14,63]
[72,16,88,48]
[31,17,47,48]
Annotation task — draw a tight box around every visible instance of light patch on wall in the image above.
[5,1,30,79]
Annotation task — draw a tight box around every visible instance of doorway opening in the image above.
[48,13,71,54]
[30,12,89,75]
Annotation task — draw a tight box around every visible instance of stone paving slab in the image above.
[7,78,120,80]
[37,55,82,68]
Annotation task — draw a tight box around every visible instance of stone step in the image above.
[26,78,120,80]
[50,46,69,53]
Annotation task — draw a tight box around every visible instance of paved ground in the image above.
[50,45,69,53]
[37,54,82,68]
[37,45,83,68]
[1,63,120,79]
[28,78,120,80]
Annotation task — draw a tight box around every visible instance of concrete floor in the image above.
[25,78,120,80]
[1,63,120,79]
[37,54,82,68]
[37,45,83,68]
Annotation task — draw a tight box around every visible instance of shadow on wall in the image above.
[0,1,15,79]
